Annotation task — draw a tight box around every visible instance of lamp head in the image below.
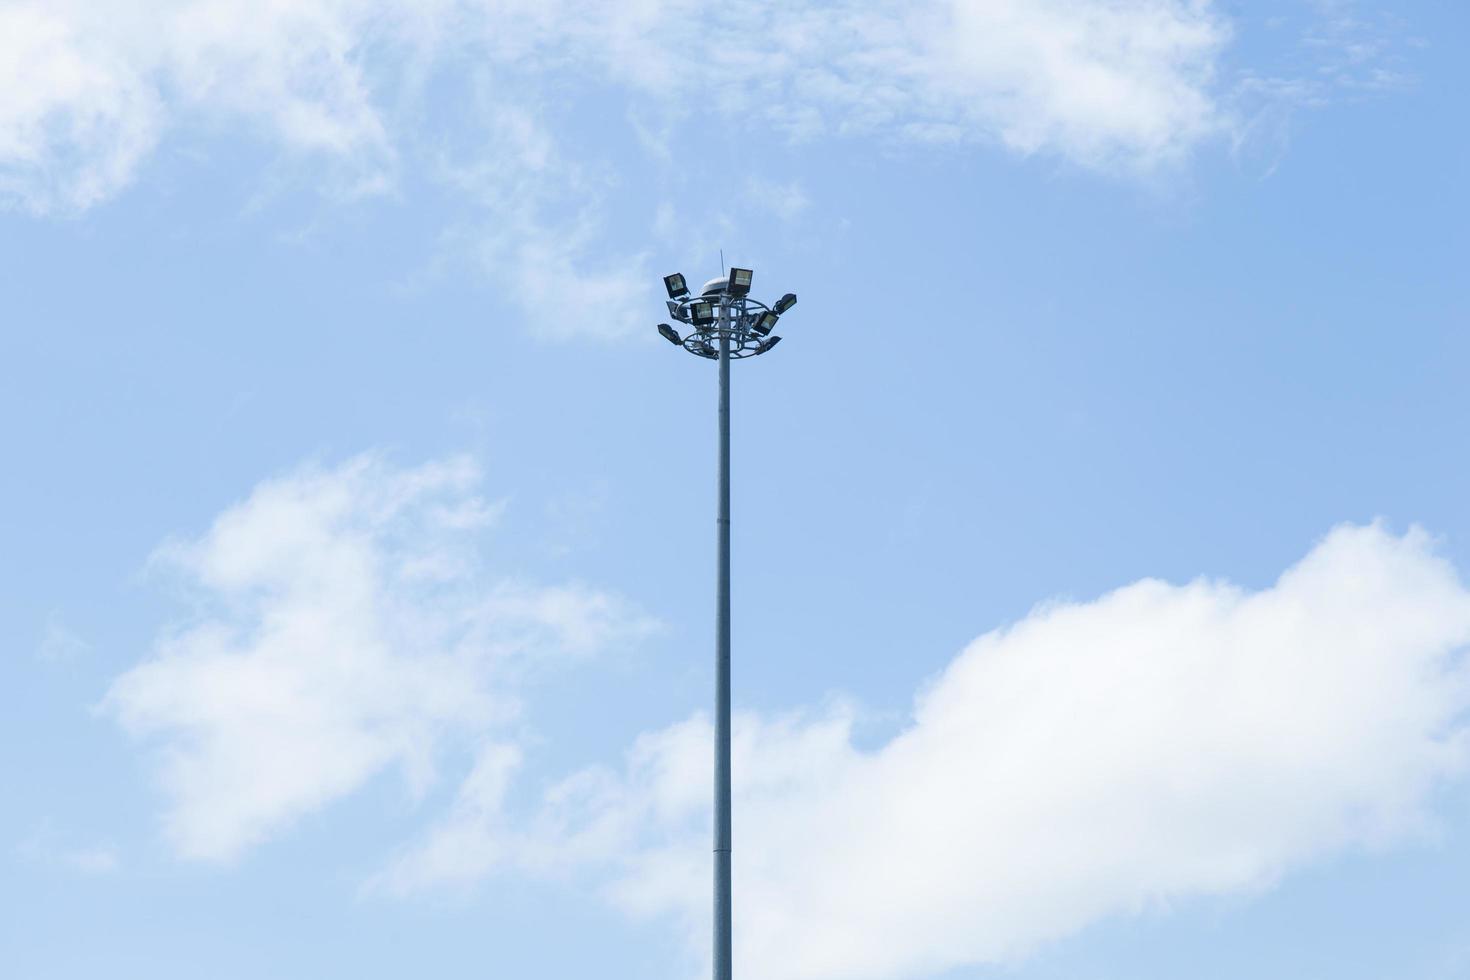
[728,267,753,296]
[689,299,716,325]
[663,273,690,299]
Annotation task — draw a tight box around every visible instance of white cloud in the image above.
[62,845,120,874]
[744,177,810,221]
[919,0,1228,166]
[103,453,656,862]
[473,0,1232,170]
[36,612,92,663]
[428,99,653,342]
[0,0,469,212]
[0,4,160,212]
[16,828,120,875]
[0,0,1234,216]
[368,741,524,893]
[389,523,1470,980]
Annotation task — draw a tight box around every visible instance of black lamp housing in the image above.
[690,299,716,325]
[664,273,690,299]
[727,267,753,296]
[773,292,797,315]
[658,323,682,346]
[751,311,778,336]
[755,336,782,355]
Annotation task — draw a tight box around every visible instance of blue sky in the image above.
[3,1,1469,978]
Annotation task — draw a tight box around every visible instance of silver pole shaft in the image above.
[714,304,733,980]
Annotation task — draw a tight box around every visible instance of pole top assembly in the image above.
[657,265,797,361]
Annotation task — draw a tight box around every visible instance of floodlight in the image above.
[773,292,797,315]
[658,323,682,345]
[667,300,689,322]
[689,299,716,325]
[751,311,778,337]
[755,336,782,355]
[664,273,690,299]
[728,267,753,296]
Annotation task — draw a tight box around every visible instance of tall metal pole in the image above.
[714,300,733,980]
[657,269,793,979]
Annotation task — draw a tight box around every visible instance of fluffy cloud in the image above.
[1,0,1231,216]
[920,0,1226,164]
[391,523,1470,979]
[0,0,425,212]
[0,4,160,212]
[104,453,655,862]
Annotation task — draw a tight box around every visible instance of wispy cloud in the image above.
[103,453,656,862]
[60,845,120,874]
[1299,0,1417,93]
[16,827,120,875]
[384,523,1470,980]
[36,612,92,663]
[428,99,652,342]
[2,0,1232,217]
[1237,1,1418,110]
[744,177,810,221]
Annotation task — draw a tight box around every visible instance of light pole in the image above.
[657,267,796,980]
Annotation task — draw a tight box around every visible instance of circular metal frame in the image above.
[671,293,776,359]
